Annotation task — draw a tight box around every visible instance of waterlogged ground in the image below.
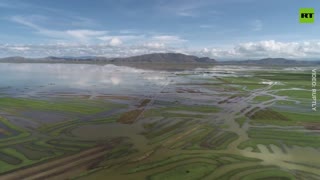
[0,63,319,180]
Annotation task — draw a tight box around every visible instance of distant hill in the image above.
[0,56,28,62]
[1,54,319,70]
[110,53,216,63]
[0,53,216,70]
[0,53,216,64]
[108,53,216,70]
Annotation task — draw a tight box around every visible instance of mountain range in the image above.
[0,53,319,70]
[0,53,215,63]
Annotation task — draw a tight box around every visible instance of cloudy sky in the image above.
[0,0,319,60]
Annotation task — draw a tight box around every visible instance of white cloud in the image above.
[109,37,122,46]
[152,35,180,41]
[151,35,187,44]
[11,16,42,30]
[200,25,214,28]
[3,15,320,61]
[98,35,142,41]
[11,16,107,42]
[8,46,30,51]
[2,40,320,60]
[0,40,312,59]
[143,42,165,49]
[199,40,320,59]
[65,30,107,41]
[10,15,186,49]
[158,0,212,18]
[119,29,138,34]
[0,43,169,58]
[177,11,196,17]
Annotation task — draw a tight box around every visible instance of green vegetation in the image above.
[128,153,219,173]
[47,116,118,136]
[222,77,262,84]
[144,109,206,118]
[0,97,125,114]
[240,169,295,180]
[144,104,219,119]
[252,95,274,102]
[164,105,220,113]
[0,97,127,175]
[220,77,268,90]
[198,131,239,150]
[0,147,56,173]
[275,100,297,105]
[129,153,261,180]
[0,116,30,145]
[118,109,143,124]
[15,144,56,160]
[148,162,216,180]
[275,90,311,99]
[245,84,268,90]
[142,115,239,150]
[216,165,295,180]
[249,108,319,126]
[235,117,247,128]
[238,128,320,150]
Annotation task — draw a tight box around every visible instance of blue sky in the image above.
[0,0,320,59]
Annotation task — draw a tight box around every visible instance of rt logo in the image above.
[300,8,314,23]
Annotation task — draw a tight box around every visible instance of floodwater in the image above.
[0,63,319,178]
[0,63,170,96]
[0,63,265,95]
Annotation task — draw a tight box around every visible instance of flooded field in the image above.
[0,63,319,179]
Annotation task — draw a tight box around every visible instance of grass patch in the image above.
[148,162,217,180]
[275,90,311,99]
[252,96,274,102]
[138,99,151,108]
[241,169,295,180]
[165,105,219,113]
[238,128,320,149]
[144,105,219,118]
[275,100,297,105]
[235,117,247,128]
[0,147,56,173]
[217,165,294,180]
[249,108,319,126]
[118,109,143,124]
[0,116,30,145]
[0,97,125,115]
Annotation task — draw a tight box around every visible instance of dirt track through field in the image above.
[0,145,111,180]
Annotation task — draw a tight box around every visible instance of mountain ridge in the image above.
[0,53,216,63]
[1,53,320,67]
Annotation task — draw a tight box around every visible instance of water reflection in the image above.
[0,63,169,96]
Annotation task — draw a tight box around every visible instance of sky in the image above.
[0,0,320,60]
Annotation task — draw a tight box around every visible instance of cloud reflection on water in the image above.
[0,63,169,94]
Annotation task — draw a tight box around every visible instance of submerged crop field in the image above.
[0,63,319,179]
